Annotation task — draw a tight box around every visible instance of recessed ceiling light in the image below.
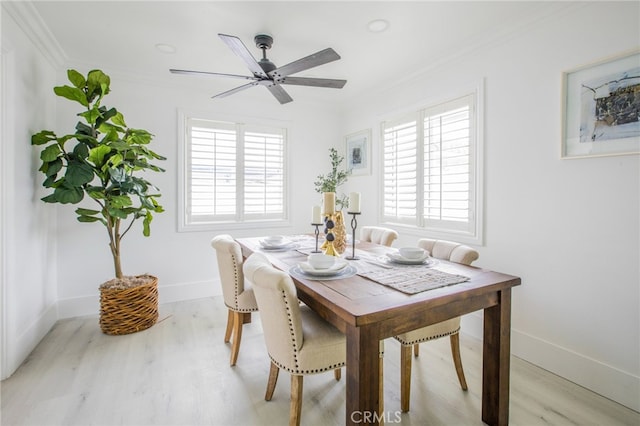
[367,19,389,33]
[155,43,176,54]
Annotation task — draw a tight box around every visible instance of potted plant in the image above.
[314,148,350,254]
[314,147,350,209]
[31,69,165,335]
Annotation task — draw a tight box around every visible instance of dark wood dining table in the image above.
[237,236,521,425]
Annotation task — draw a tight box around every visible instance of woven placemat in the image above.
[358,268,469,294]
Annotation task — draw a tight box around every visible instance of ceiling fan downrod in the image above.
[254,34,276,74]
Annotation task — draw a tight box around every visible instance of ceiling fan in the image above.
[170,33,347,104]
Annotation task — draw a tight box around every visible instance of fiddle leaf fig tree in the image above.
[31,69,165,280]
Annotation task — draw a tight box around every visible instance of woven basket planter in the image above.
[99,274,159,335]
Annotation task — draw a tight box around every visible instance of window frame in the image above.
[379,85,484,246]
[177,110,291,232]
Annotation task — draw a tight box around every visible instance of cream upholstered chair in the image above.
[210,234,259,366]
[394,238,479,412]
[360,225,399,247]
[243,252,345,426]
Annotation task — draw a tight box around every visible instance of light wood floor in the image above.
[2,297,638,425]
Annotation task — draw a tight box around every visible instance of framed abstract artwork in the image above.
[346,129,371,175]
[561,49,640,159]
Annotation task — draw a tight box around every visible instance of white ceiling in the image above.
[30,1,565,105]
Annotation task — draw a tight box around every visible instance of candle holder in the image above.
[311,223,323,253]
[346,211,361,260]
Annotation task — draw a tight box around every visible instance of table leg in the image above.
[482,288,512,426]
[346,324,381,425]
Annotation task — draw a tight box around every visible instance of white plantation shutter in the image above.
[382,93,479,240]
[382,115,419,225]
[423,95,475,233]
[188,119,237,221]
[185,118,286,226]
[243,126,285,219]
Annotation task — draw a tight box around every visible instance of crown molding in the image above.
[2,1,67,68]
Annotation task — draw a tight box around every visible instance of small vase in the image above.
[332,211,348,254]
[321,211,348,255]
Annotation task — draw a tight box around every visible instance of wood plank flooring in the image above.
[2,297,638,425]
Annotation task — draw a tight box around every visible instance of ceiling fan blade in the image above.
[278,76,347,89]
[269,48,341,78]
[212,82,259,99]
[170,69,257,80]
[218,33,267,78]
[265,84,293,104]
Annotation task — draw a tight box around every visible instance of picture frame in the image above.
[561,49,640,159]
[346,129,371,175]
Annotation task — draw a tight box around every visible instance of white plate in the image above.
[298,259,349,276]
[290,264,357,281]
[386,252,434,265]
[259,239,293,250]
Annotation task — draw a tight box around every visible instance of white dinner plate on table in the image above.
[298,259,349,276]
[385,252,437,266]
[259,239,295,251]
[289,264,357,281]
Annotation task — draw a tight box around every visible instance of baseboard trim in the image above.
[512,328,639,412]
[3,302,57,379]
[57,279,220,319]
[461,313,639,412]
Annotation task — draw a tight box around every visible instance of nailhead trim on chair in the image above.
[268,355,346,375]
[226,253,258,313]
[394,327,460,346]
[282,290,301,370]
[223,302,258,314]
[232,253,240,308]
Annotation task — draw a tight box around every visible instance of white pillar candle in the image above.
[349,192,361,213]
[312,205,322,224]
[323,192,335,215]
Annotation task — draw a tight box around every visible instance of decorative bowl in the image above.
[398,247,426,260]
[307,253,336,270]
[264,235,286,245]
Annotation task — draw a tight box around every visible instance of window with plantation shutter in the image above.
[382,92,483,244]
[181,116,287,230]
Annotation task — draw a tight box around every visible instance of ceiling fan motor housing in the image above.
[254,34,273,50]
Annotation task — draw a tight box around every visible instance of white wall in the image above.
[1,4,60,379]
[339,2,639,411]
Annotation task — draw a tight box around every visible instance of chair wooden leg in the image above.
[224,309,234,343]
[230,311,243,366]
[413,343,420,357]
[290,375,303,426]
[400,344,412,412]
[265,361,280,401]
[334,368,341,381]
[450,333,468,390]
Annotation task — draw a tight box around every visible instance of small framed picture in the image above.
[561,49,640,159]
[346,129,371,175]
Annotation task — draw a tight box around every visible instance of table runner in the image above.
[357,266,469,294]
